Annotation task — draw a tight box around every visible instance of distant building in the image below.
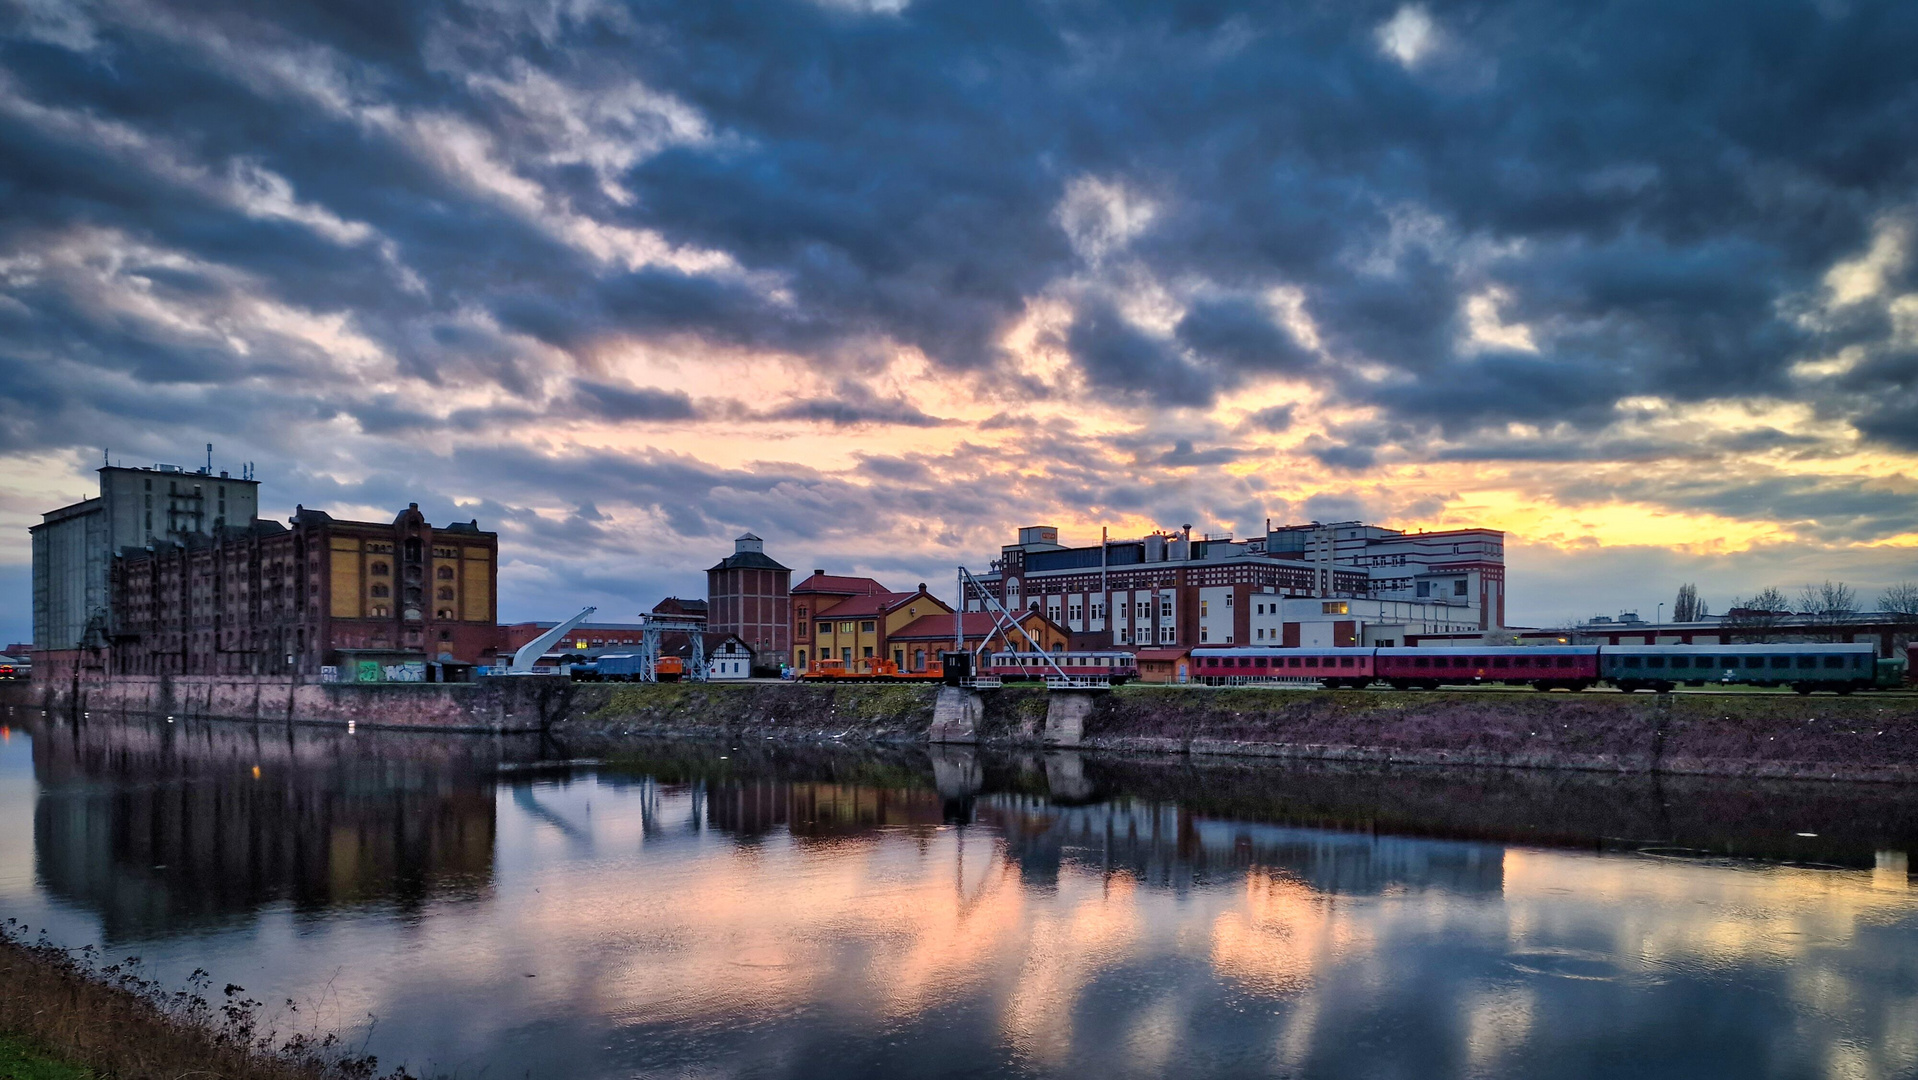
[707,533,790,663]
[1133,647,1192,684]
[886,609,1070,670]
[789,574,951,671]
[971,520,1504,650]
[652,597,709,624]
[498,620,649,654]
[111,504,498,677]
[31,459,262,672]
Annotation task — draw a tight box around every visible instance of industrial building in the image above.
[968,521,1503,651]
[110,503,499,678]
[31,457,261,674]
[706,533,790,663]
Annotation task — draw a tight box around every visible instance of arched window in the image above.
[404,538,421,562]
[371,584,390,598]
[436,566,454,580]
[370,561,389,576]
[437,586,455,601]
[436,608,455,620]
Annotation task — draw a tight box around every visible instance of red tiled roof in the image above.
[1133,647,1189,661]
[812,591,925,619]
[890,611,1058,641]
[792,573,891,596]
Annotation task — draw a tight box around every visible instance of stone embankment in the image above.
[5,675,1917,781]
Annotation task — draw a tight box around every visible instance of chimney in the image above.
[814,568,824,576]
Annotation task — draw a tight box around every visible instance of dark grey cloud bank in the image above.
[2,0,1916,632]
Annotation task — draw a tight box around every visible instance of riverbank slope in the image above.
[8,675,1917,782]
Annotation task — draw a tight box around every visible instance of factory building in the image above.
[110,503,498,678]
[706,533,790,662]
[969,520,1502,650]
[31,457,261,677]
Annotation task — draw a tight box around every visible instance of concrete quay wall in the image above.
[7,676,1918,781]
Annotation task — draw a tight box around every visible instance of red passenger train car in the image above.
[1373,646,1599,690]
[1193,648,1376,688]
[981,651,1138,683]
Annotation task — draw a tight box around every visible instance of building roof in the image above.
[653,597,709,613]
[709,549,792,572]
[812,591,934,619]
[1133,647,1190,661]
[889,610,1058,641]
[791,573,891,596]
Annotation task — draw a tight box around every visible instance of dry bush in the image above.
[0,920,423,1080]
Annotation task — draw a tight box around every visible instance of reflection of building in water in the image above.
[977,794,1506,896]
[702,780,951,839]
[30,717,497,942]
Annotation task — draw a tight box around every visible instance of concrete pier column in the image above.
[930,744,984,799]
[930,687,984,743]
[1043,691,1095,747]
[1043,751,1092,801]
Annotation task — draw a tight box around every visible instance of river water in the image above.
[5,710,1918,1079]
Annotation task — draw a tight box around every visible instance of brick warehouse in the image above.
[110,503,499,676]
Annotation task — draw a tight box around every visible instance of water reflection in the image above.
[4,713,1918,1079]
[28,715,499,939]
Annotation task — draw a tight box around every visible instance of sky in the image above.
[2,0,1916,643]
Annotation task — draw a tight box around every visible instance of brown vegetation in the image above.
[0,922,418,1080]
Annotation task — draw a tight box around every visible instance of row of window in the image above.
[1617,654,1863,670]
[817,620,878,637]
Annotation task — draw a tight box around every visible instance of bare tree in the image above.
[1797,580,1857,641]
[1722,586,1789,642]
[1796,580,1856,616]
[1883,582,1918,622]
[1673,583,1701,622]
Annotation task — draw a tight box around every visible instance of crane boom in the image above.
[509,606,598,673]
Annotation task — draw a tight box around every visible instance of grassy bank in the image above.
[0,924,417,1080]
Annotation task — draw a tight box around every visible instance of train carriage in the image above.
[980,651,1138,684]
[1375,646,1600,690]
[1600,643,1875,694]
[1193,648,1376,688]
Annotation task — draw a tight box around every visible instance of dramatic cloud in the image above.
[3,0,1917,639]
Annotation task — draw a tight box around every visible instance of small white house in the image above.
[707,636,754,680]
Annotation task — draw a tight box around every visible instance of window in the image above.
[1321,601,1349,615]
[841,622,856,633]
[861,620,876,632]
[1417,582,1431,598]
[1160,599,1173,617]
[863,646,874,658]
[818,625,830,638]
[1414,657,1430,668]
[798,622,808,636]
[1624,656,1642,667]
[1647,657,1665,668]
[1454,579,1468,596]
[436,608,454,619]
[1797,656,1817,669]
[1493,657,1510,668]
[1771,657,1791,669]
[437,586,455,601]
[1340,656,1355,668]
[1671,657,1690,669]
[1201,601,1209,616]
[437,566,454,580]
[1225,596,1233,608]
[371,584,390,598]
[1824,656,1846,669]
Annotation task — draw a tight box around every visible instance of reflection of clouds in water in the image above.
[1209,873,1366,996]
[18,732,1918,1080]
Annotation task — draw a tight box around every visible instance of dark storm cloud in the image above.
[4,0,1918,619]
